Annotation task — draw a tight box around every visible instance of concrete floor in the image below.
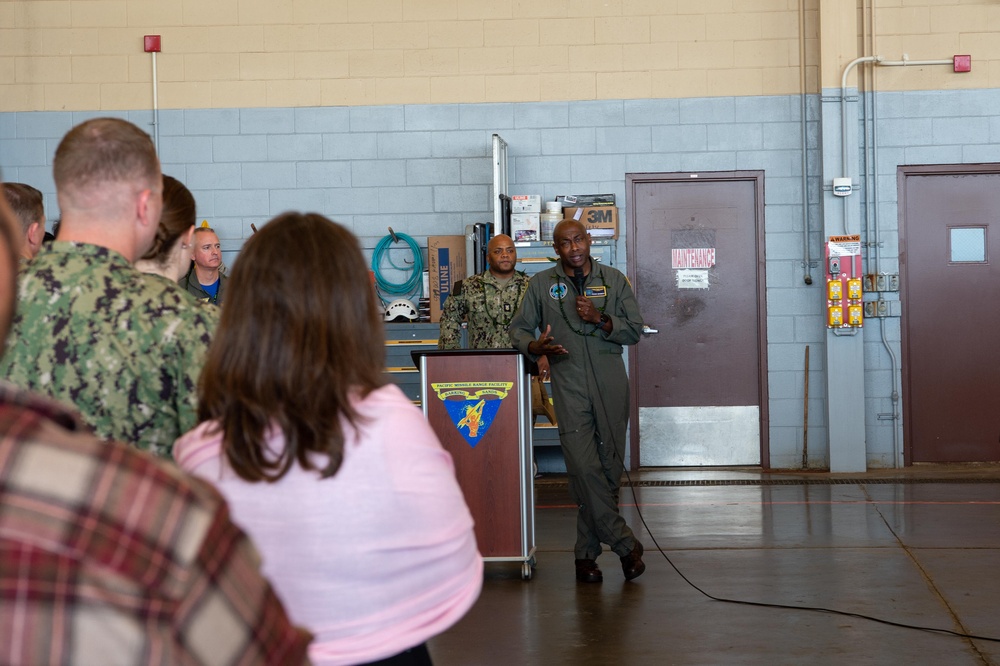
[429,467,1000,665]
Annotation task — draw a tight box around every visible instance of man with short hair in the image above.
[0,179,312,664]
[1,182,45,262]
[439,234,535,351]
[509,218,646,583]
[0,118,217,458]
[180,226,227,305]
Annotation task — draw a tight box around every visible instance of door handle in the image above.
[642,325,659,336]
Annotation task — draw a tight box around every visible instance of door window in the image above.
[949,226,986,263]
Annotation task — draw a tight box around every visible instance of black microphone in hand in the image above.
[572,267,586,297]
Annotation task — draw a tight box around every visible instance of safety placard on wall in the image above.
[673,248,715,290]
[676,269,709,290]
[825,234,863,329]
[827,235,861,257]
[672,248,716,269]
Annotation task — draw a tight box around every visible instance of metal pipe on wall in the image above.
[802,345,810,468]
[866,5,902,468]
[861,0,875,275]
[151,51,160,153]
[840,55,881,235]
[798,0,813,285]
[841,53,952,236]
[856,7,956,468]
[879,56,953,67]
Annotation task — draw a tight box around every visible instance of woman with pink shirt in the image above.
[174,212,482,666]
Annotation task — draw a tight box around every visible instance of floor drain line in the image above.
[538,477,1000,488]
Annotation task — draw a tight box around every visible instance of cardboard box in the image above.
[556,193,616,207]
[428,236,466,323]
[511,213,540,242]
[563,206,618,238]
[511,194,541,213]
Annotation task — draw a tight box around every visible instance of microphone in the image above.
[572,267,586,297]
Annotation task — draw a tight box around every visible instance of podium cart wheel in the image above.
[521,562,533,580]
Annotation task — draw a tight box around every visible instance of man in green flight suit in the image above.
[509,218,646,583]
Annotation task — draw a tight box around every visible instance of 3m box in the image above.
[511,194,541,213]
[563,206,619,238]
[428,236,466,323]
[511,213,540,242]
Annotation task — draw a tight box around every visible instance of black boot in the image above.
[620,542,645,581]
[575,558,603,583]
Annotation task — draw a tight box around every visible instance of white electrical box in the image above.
[833,178,852,197]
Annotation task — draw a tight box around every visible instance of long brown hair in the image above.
[0,182,20,348]
[141,175,195,263]
[198,212,386,482]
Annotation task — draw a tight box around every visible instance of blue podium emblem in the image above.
[432,381,514,447]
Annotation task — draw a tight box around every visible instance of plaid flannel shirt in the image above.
[0,381,312,665]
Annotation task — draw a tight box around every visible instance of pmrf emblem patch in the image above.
[432,381,513,447]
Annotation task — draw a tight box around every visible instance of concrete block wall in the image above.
[0,91,829,469]
[6,1,999,115]
[4,1,1000,469]
[6,95,1000,469]
[1,1,827,112]
[856,86,1000,468]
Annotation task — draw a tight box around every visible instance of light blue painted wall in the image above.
[855,87,1000,468]
[0,96,825,470]
[3,89,999,469]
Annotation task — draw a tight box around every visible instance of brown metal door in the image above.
[900,165,1000,463]
[627,172,767,468]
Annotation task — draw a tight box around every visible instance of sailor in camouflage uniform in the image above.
[438,235,551,381]
[0,118,216,459]
[438,234,536,351]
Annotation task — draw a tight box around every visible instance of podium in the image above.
[412,349,536,580]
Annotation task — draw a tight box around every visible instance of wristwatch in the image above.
[599,313,611,326]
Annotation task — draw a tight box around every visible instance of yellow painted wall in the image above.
[0,0,993,112]
[870,1,996,91]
